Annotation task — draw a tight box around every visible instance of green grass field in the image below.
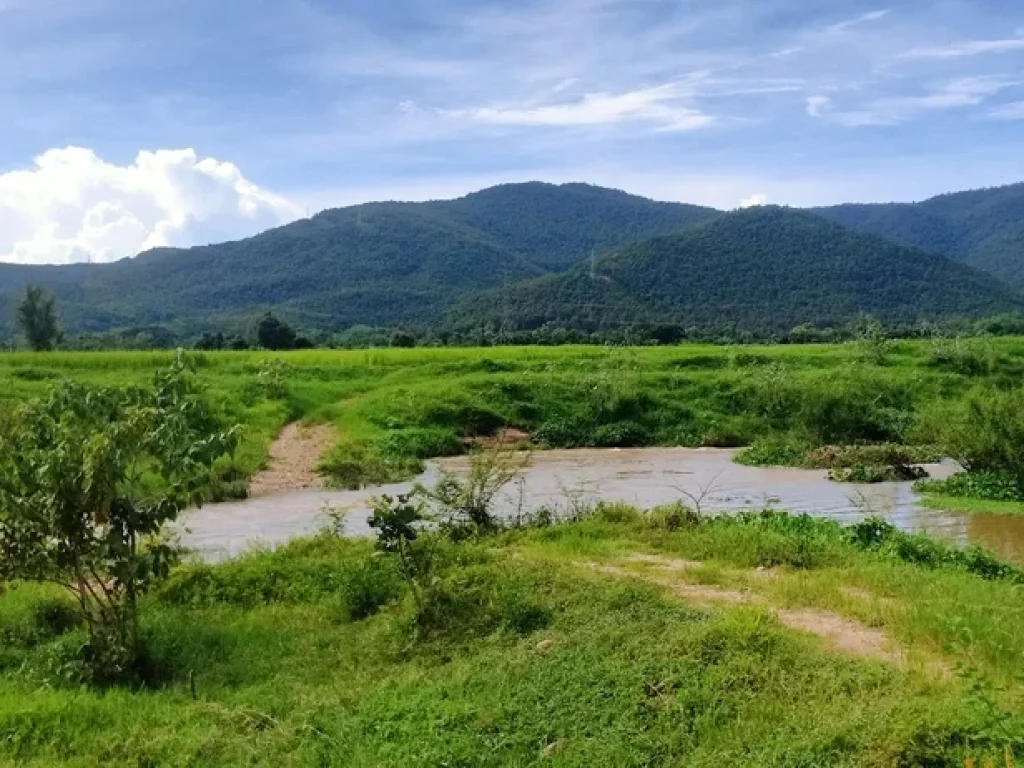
[1,508,1022,766]
[2,338,1023,501]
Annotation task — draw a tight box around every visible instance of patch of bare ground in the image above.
[248,423,335,497]
[578,553,927,667]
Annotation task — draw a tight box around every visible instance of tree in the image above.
[256,312,297,350]
[16,285,61,351]
[0,352,238,683]
[390,329,416,348]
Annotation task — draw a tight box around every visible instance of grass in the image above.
[1,509,1023,766]
[920,494,1024,516]
[4,339,1024,495]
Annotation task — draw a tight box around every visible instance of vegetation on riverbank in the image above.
[2,338,1023,507]
[1,505,1022,766]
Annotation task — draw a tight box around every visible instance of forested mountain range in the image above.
[444,207,1024,336]
[815,183,1024,287]
[0,180,1022,342]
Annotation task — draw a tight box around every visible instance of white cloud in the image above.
[806,76,1019,127]
[0,147,301,265]
[824,10,890,35]
[899,38,1024,61]
[739,193,768,208]
[447,84,714,132]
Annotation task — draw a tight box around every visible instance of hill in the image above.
[445,207,1024,336]
[0,183,717,338]
[816,183,1024,287]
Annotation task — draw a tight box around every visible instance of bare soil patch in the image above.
[579,553,918,666]
[248,423,335,497]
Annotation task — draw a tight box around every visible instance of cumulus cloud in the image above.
[739,193,768,208]
[0,147,302,265]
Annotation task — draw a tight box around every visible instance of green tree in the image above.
[16,285,61,351]
[256,312,297,350]
[0,352,238,683]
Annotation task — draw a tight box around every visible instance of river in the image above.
[179,448,1024,564]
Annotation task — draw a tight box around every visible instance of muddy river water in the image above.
[178,448,1024,564]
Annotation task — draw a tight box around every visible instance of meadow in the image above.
[3,339,1024,766]
[1,506,1023,766]
[1,336,1022,504]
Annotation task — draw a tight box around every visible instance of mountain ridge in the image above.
[1,181,1022,341]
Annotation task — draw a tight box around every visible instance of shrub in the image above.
[916,386,1024,482]
[915,471,1024,502]
[375,428,463,460]
[412,566,549,639]
[339,558,404,621]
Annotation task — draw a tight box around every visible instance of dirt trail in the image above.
[579,553,918,667]
[248,423,335,497]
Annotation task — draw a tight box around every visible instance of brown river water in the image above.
[178,448,1024,564]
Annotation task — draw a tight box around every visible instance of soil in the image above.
[248,423,336,497]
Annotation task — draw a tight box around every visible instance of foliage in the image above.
[2,183,1022,341]
[445,207,1023,337]
[0,352,238,683]
[256,312,297,351]
[15,285,61,352]
[817,181,1024,288]
[368,493,434,608]
[418,447,529,532]
[916,471,1024,503]
[917,385,1024,481]
[2,509,1024,764]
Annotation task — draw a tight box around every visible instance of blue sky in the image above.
[2,0,1024,263]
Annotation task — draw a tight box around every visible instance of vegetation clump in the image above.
[0,353,237,684]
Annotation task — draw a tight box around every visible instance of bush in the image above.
[375,428,463,460]
[916,386,1024,482]
[735,438,809,467]
[827,464,927,483]
[915,471,1024,502]
[412,566,550,639]
[339,558,404,621]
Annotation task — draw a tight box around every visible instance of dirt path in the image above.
[248,423,336,497]
[579,553,917,667]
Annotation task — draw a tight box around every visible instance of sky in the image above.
[2,0,1024,264]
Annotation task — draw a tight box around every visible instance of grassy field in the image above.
[2,338,1023,501]
[1,508,1022,766]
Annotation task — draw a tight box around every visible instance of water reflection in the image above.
[179,448,1024,564]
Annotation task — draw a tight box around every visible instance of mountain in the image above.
[0,183,718,337]
[816,183,1024,287]
[421,182,719,270]
[445,207,1024,336]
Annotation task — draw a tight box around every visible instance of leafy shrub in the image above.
[915,471,1024,502]
[828,464,927,483]
[375,428,463,460]
[916,386,1024,482]
[412,566,550,639]
[645,502,700,531]
[927,337,995,376]
[735,438,809,467]
[338,558,404,621]
[846,517,1024,583]
[592,421,653,447]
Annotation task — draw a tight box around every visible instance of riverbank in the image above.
[2,508,1021,766]
[3,340,1022,506]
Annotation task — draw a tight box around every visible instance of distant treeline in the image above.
[6,312,1024,352]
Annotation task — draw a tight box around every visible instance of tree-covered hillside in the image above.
[0,183,719,337]
[1,181,1023,342]
[816,182,1024,286]
[424,182,719,269]
[446,207,1024,336]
